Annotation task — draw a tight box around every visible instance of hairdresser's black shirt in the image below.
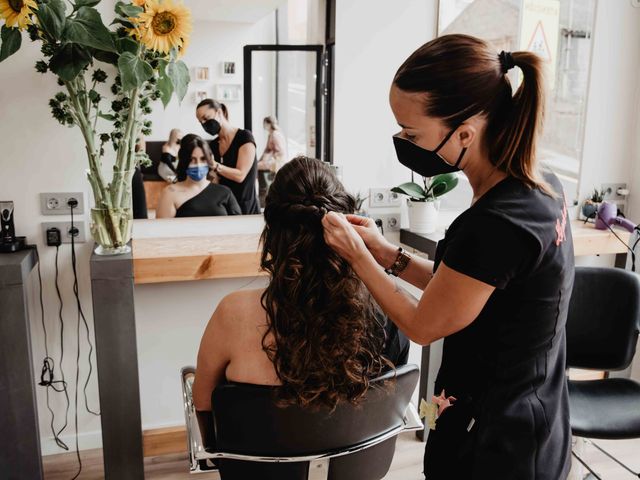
[211,129,260,215]
[424,173,574,480]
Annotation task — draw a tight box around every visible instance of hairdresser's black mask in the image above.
[393,124,467,177]
[202,118,221,136]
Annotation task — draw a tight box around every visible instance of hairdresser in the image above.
[195,98,260,214]
[322,34,574,479]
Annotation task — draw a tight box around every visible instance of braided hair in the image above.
[260,156,392,410]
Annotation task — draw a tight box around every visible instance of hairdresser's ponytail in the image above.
[220,102,228,120]
[493,51,546,189]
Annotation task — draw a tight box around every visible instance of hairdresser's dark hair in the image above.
[260,156,391,410]
[196,98,229,120]
[176,134,213,181]
[394,34,550,193]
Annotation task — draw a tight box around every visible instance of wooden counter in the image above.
[132,233,265,284]
[132,219,632,285]
[571,220,632,256]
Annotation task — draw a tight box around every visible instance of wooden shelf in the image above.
[132,234,266,284]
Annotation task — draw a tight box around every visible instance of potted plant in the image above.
[0,0,192,254]
[582,188,605,220]
[354,191,369,215]
[391,173,458,234]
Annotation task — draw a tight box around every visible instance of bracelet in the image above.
[384,247,411,277]
[214,163,222,173]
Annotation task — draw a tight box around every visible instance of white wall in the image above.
[578,1,640,208]
[333,0,437,198]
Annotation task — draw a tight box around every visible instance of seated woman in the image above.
[156,134,241,218]
[193,156,408,416]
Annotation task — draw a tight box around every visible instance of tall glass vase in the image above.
[90,168,135,255]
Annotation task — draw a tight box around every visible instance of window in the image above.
[438,0,597,183]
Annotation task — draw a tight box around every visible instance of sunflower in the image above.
[133,0,191,55]
[0,0,37,30]
[132,0,146,7]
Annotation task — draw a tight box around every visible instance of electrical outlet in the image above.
[601,183,628,202]
[369,188,388,207]
[369,188,402,208]
[372,213,401,233]
[40,192,84,215]
[41,221,86,244]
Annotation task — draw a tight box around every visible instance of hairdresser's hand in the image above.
[344,214,398,269]
[322,212,370,264]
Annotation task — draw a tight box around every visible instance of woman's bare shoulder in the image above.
[214,289,267,335]
[218,289,265,315]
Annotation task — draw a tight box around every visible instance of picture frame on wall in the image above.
[221,61,236,77]
[215,84,241,102]
[195,90,208,103]
[194,66,210,81]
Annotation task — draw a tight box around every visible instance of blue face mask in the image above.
[186,165,209,181]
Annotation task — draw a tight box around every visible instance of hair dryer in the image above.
[595,201,637,233]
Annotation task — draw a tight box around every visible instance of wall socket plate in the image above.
[40,192,84,215]
[369,188,402,208]
[601,183,628,202]
[41,221,86,244]
[372,213,401,232]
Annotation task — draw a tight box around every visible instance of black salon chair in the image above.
[566,266,640,479]
[181,364,422,480]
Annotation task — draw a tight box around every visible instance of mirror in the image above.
[137,0,327,220]
[438,0,596,203]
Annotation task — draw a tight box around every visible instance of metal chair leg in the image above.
[571,449,602,480]
[585,439,640,478]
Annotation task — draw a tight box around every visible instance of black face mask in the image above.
[393,126,467,178]
[202,118,221,136]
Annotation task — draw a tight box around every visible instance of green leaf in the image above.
[35,0,67,38]
[0,26,22,63]
[115,1,143,18]
[428,173,459,198]
[92,48,118,65]
[118,51,153,90]
[49,43,92,81]
[166,60,190,102]
[111,17,136,29]
[63,7,116,52]
[157,72,174,108]
[74,0,101,7]
[98,112,116,121]
[391,182,427,200]
[116,36,138,55]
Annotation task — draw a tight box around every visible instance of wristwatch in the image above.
[385,247,411,277]
[214,162,222,173]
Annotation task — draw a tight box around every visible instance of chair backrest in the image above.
[211,363,418,458]
[141,141,164,177]
[566,266,640,370]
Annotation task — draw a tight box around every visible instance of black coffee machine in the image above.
[0,201,26,253]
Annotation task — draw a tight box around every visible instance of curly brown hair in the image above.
[260,156,392,410]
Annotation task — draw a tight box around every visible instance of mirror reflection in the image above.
[136,0,325,219]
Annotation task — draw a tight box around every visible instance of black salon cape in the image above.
[424,173,574,479]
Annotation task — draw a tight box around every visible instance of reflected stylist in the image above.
[322,34,574,479]
[196,98,260,214]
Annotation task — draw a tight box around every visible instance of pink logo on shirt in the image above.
[555,201,567,246]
